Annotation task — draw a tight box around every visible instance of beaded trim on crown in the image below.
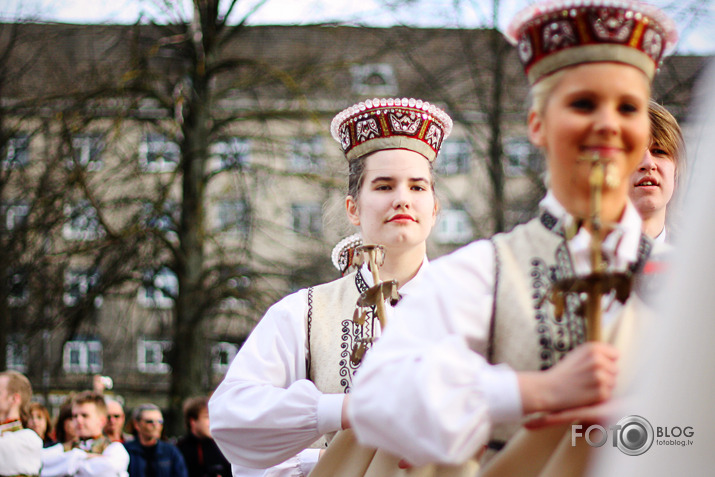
[330,98,453,162]
[331,233,364,275]
[505,0,678,84]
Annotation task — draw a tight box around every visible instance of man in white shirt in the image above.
[0,370,43,476]
[42,391,129,477]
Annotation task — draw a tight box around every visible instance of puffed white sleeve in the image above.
[209,289,345,468]
[349,240,523,466]
[75,442,129,477]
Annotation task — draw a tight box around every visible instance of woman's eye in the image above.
[375,184,391,191]
[650,147,668,156]
[570,98,594,111]
[619,103,638,114]
[411,185,427,191]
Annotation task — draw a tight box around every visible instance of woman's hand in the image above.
[518,342,619,414]
[524,399,622,429]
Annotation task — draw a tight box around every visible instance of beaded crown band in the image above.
[330,98,453,162]
[505,0,678,84]
[331,233,364,275]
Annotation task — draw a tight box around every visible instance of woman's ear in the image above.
[527,109,545,148]
[346,196,360,226]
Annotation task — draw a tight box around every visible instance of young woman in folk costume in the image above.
[209,97,458,476]
[348,0,677,474]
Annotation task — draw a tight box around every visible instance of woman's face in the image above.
[346,149,437,252]
[63,415,77,441]
[28,410,47,438]
[529,63,650,221]
[628,144,676,218]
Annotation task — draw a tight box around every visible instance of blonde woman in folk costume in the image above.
[349,0,677,472]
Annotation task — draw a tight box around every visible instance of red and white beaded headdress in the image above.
[505,0,678,84]
[330,98,453,162]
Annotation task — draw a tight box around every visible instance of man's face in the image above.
[105,401,125,437]
[0,376,15,420]
[190,408,212,439]
[72,402,107,438]
[135,409,164,445]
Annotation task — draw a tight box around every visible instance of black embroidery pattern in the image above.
[306,287,314,381]
[338,271,374,393]
[532,218,587,370]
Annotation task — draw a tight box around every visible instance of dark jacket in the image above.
[124,439,189,477]
[176,433,231,477]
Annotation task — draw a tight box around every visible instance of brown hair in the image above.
[55,398,75,444]
[29,402,53,439]
[0,370,33,426]
[649,100,685,175]
[72,390,107,416]
[183,396,209,431]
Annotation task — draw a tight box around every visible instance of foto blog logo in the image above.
[571,415,694,456]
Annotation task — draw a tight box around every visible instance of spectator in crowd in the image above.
[177,397,231,477]
[55,396,78,449]
[0,370,43,475]
[28,401,57,447]
[41,391,129,477]
[105,398,134,443]
[124,403,188,477]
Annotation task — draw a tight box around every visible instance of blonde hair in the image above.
[0,370,33,426]
[529,69,568,116]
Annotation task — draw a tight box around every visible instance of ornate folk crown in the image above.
[330,98,453,162]
[505,0,678,84]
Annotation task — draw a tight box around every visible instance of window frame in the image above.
[63,339,103,374]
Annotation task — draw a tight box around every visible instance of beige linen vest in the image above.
[308,270,374,395]
[306,271,480,476]
[486,213,653,451]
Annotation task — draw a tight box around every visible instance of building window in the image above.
[6,336,28,373]
[143,200,178,238]
[211,342,239,374]
[350,64,398,96]
[291,202,322,237]
[138,267,177,309]
[1,201,29,232]
[289,137,323,172]
[216,199,250,235]
[139,134,179,173]
[7,269,28,307]
[63,339,102,374]
[433,207,473,244]
[504,137,542,176]
[68,133,104,171]
[137,338,172,374]
[63,268,101,307]
[2,134,30,170]
[211,138,250,171]
[436,139,471,175]
[63,200,105,241]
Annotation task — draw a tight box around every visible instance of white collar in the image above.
[358,257,430,296]
[539,191,644,273]
[653,227,667,244]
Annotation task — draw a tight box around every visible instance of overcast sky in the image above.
[1,0,713,54]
